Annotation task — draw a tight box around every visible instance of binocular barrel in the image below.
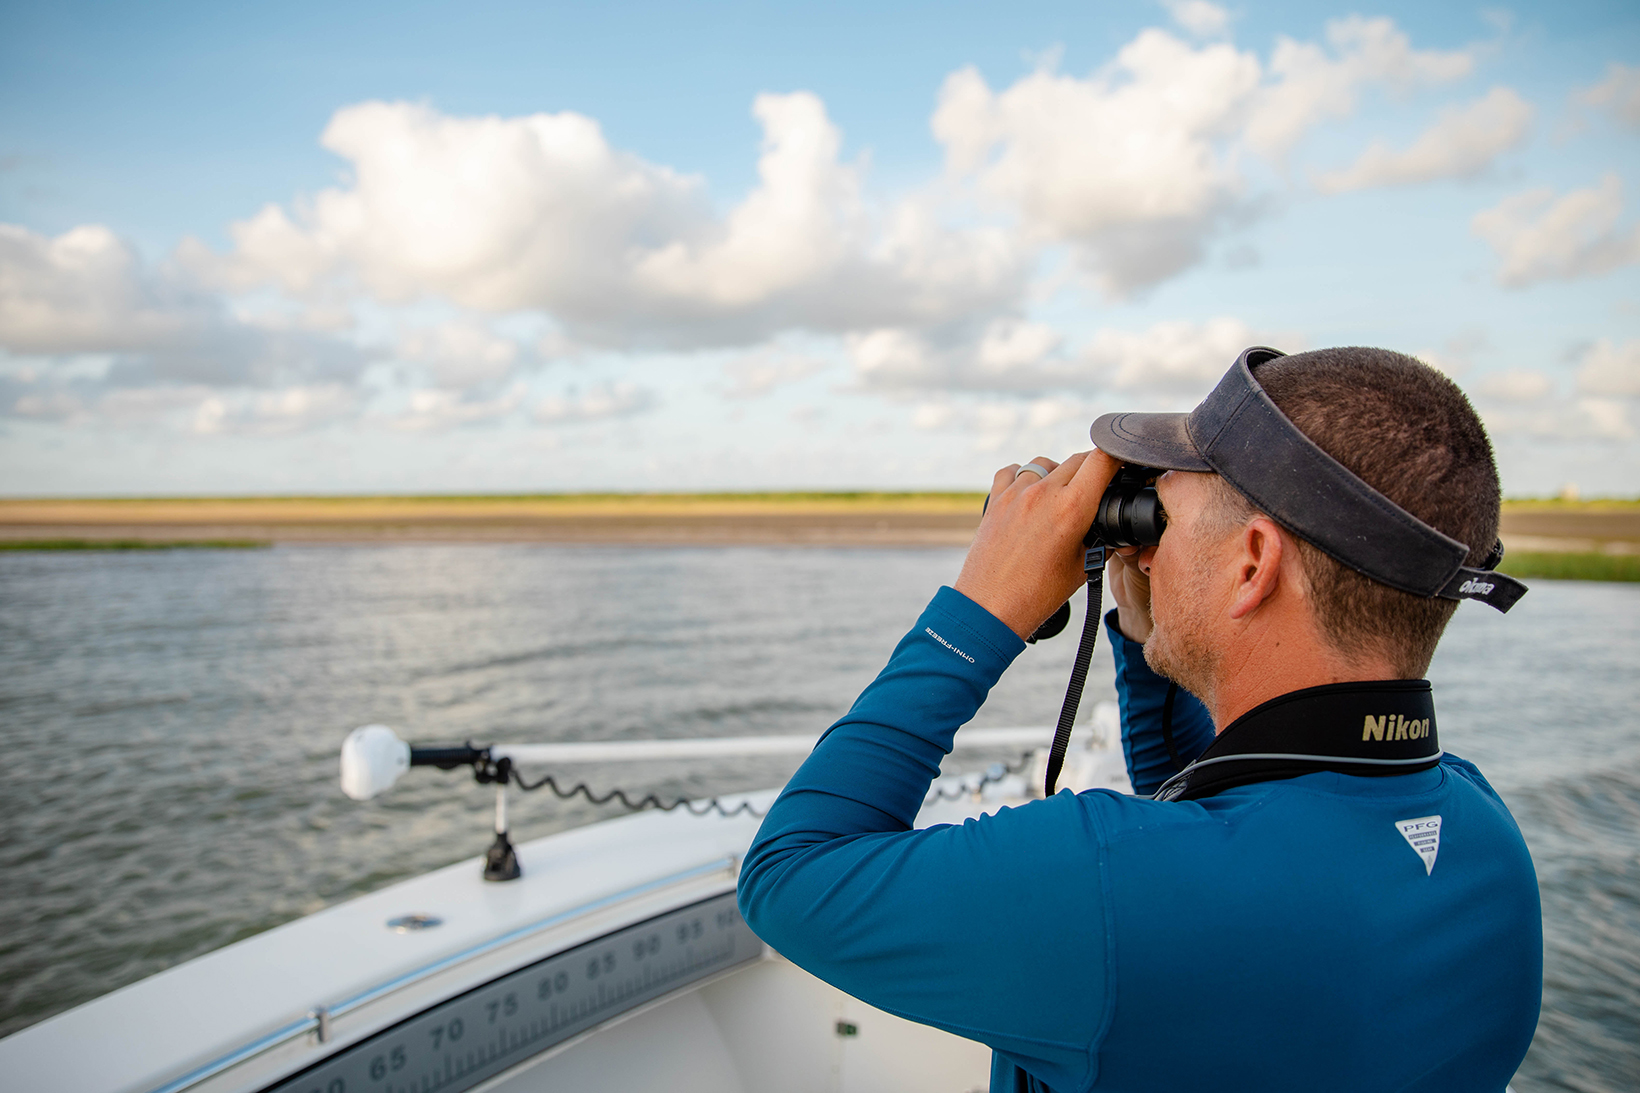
[1087,466,1166,548]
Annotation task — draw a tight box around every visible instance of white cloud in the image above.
[1469,341,1637,443]
[383,385,525,432]
[1084,316,1297,394]
[1577,338,1640,397]
[198,96,1025,348]
[2,15,1517,460]
[4,377,357,435]
[1482,398,1634,441]
[909,395,1093,453]
[1163,0,1231,39]
[1,224,206,354]
[0,222,371,433]
[193,384,358,435]
[534,382,656,425]
[933,32,1261,295]
[849,314,1292,396]
[138,12,1487,410]
[721,348,829,398]
[397,321,522,388]
[1577,62,1640,130]
[975,318,1064,374]
[631,94,1019,329]
[93,385,220,425]
[1316,86,1532,193]
[1415,348,1468,378]
[910,401,958,431]
[932,17,1474,295]
[9,387,85,421]
[848,327,945,389]
[0,222,364,389]
[847,318,1070,391]
[1472,173,1640,286]
[1476,368,1554,403]
[195,101,704,309]
[1580,398,1635,439]
[1245,16,1473,162]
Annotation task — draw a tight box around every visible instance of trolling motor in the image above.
[340,725,521,880]
[338,724,1060,881]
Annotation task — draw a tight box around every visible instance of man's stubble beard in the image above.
[1142,553,1223,711]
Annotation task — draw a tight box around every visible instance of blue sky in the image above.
[2,0,1638,496]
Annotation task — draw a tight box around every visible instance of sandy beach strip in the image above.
[0,495,988,548]
[0,496,1634,552]
[1495,506,1640,555]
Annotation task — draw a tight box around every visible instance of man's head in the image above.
[1100,347,1502,694]
[1253,349,1500,675]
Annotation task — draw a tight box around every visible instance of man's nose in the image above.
[1138,545,1158,576]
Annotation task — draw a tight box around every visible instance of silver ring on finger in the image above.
[1015,463,1049,480]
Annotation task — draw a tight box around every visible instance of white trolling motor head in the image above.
[339,724,411,801]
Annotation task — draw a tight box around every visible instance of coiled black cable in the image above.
[498,747,1037,820]
[506,763,767,818]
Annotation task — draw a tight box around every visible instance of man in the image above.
[737,347,1542,1092]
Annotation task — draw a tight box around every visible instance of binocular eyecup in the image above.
[1085,465,1166,549]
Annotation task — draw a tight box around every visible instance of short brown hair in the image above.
[1248,348,1501,677]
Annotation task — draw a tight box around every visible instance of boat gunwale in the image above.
[142,854,740,1093]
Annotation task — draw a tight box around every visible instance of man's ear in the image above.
[1227,517,1285,621]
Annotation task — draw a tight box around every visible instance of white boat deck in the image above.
[0,712,1131,1093]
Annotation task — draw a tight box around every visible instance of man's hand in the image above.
[954,450,1121,640]
[1106,549,1154,644]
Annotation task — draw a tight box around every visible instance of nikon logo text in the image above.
[1362,714,1430,742]
[1458,578,1495,595]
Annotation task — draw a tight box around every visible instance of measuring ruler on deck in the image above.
[263,891,760,1093]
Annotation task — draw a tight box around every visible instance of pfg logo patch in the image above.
[1394,815,1442,875]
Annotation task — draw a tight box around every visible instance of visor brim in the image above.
[1089,411,1212,472]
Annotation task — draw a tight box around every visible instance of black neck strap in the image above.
[1153,680,1441,802]
[1043,545,1106,796]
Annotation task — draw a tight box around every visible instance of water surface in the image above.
[0,545,1634,1090]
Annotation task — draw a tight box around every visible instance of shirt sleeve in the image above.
[1104,609,1215,796]
[737,586,1109,1091]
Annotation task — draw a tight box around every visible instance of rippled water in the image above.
[0,546,1635,1090]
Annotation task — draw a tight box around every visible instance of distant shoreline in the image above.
[0,494,1635,554]
[0,493,990,549]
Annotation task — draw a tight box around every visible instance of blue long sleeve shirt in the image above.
[738,587,1542,1092]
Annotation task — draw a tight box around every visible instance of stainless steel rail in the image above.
[144,855,739,1093]
[491,725,1052,764]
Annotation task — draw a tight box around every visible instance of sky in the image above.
[1,0,1638,497]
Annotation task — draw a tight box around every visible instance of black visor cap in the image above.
[1089,347,1526,612]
